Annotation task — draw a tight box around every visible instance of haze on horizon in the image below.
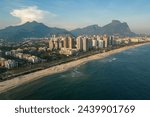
[0,0,150,34]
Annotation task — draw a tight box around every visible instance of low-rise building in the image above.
[0,50,2,56]
[130,38,139,43]
[15,53,23,59]
[38,47,47,52]
[0,57,6,67]
[5,51,12,56]
[4,59,18,69]
[28,56,39,63]
[59,48,77,56]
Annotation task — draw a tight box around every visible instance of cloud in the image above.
[10,6,56,24]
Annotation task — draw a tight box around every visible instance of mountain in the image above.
[71,20,136,36]
[70,24,102,36]
[0,21,70,42]
[101,20,135,36]
[0,20,136,42]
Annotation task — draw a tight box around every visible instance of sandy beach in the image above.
[0,43,150,94]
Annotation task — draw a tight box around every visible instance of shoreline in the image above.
[0,43,150,94]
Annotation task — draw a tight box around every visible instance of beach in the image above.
[0,43,150,94]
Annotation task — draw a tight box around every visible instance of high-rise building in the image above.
[111,36,115,46]
[49,39,54,51]
[83,37,88,52]
[92,39,97,49]
[88,39,93,50]
[98,39,104,48]
[96,35,101,40]
[68,36,73,49]
[103,34,108,48]
[59,40,63,49]
[63,37,69,48]
[76,36,83,51]
[108,36,113,46]
[54,39,59,50]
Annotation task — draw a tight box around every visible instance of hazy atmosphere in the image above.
[0,0,150,34]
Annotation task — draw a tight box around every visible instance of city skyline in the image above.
[0,0,150,34]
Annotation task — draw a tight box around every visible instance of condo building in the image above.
[76,36,83,51]
[83,37,88,52]
[103,34,108,48]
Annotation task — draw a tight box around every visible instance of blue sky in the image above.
[0,0,150,34]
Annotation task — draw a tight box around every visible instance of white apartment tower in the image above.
[103,34,108,48]
[49,39,54,51]
[83,37,88,52]
[76,36,83,51]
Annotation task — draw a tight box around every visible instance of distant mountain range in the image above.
[0,21,70,42]
[0,20,136,42]
[71,20,136,36]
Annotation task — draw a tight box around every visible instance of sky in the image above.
[0,0,150,34]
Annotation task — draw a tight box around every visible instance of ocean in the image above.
[0,44,150,100]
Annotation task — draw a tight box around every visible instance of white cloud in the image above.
[10,6,56,24]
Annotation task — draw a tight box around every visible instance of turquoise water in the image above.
[0,44,150,100]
